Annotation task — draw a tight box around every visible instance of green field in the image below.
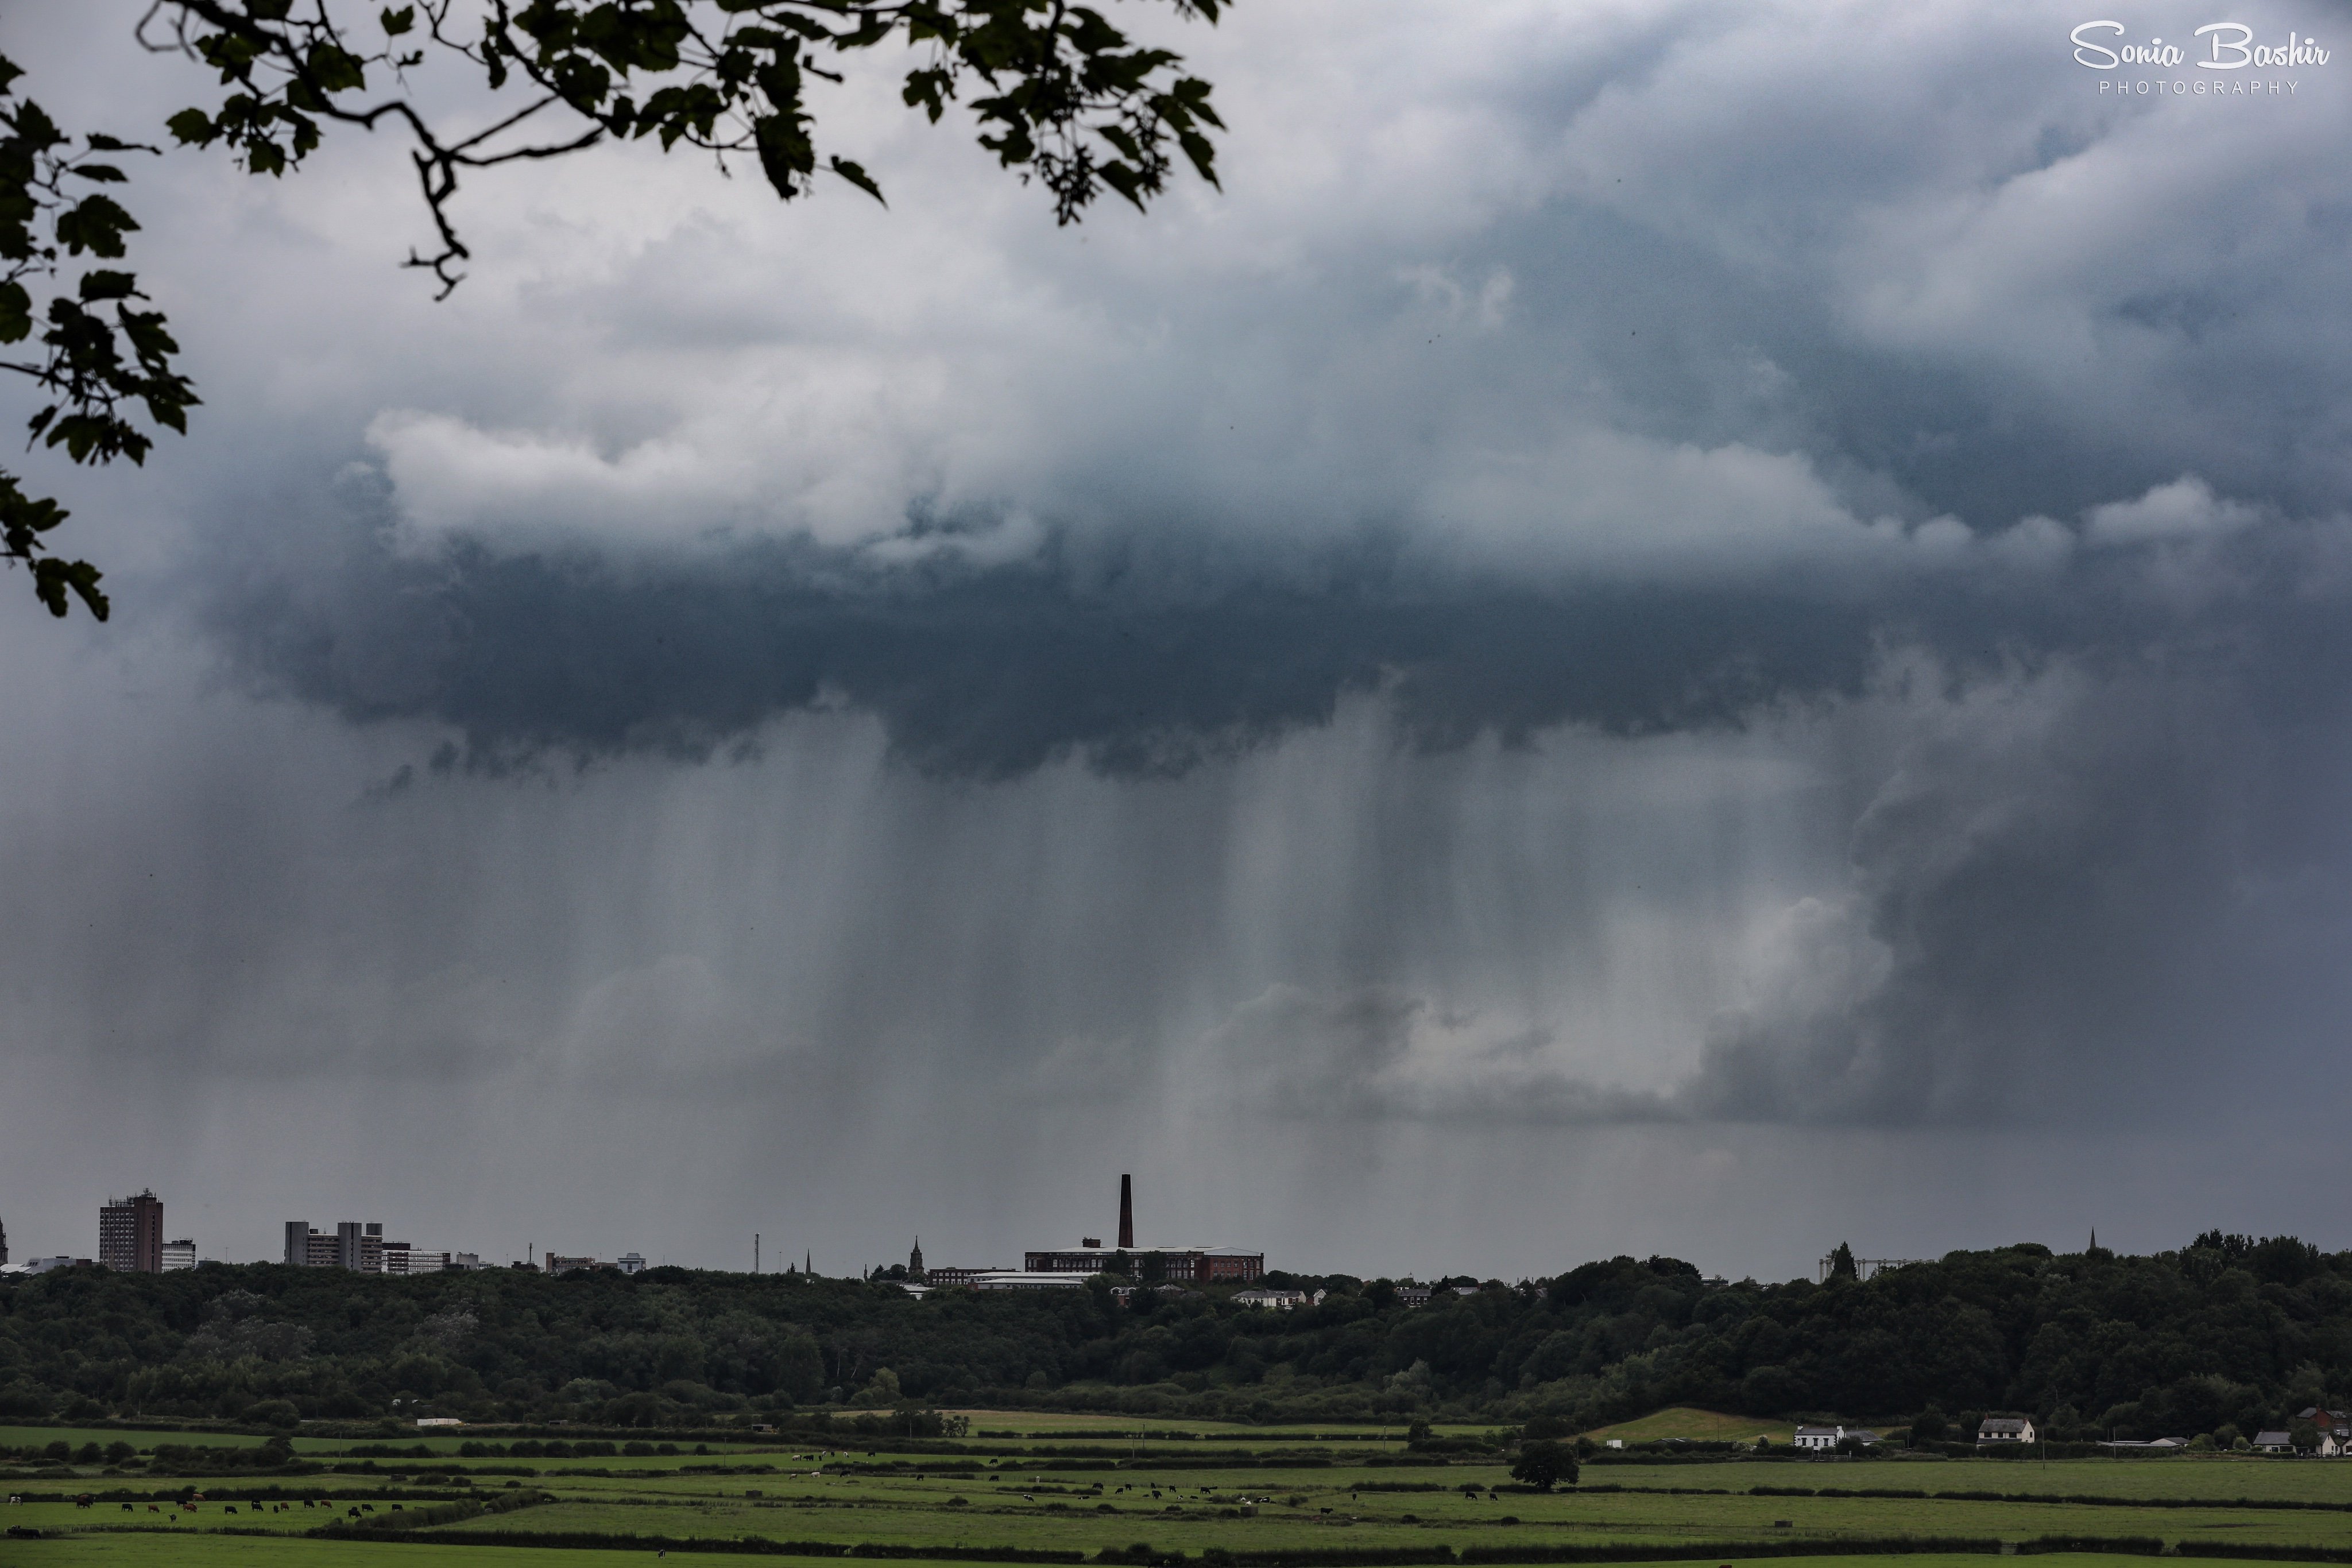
[10,1546,2265,1568]
[13,1424,2352,1568]
[1,1540,1092,1568]
[0,1423,775,1458]
[945,1410,1452,1437]
[1582,1408,1798,1446]
[0,1427,277,1453]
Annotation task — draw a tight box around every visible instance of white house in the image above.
[1977,1416,2037,1446]
[1792,1425,1879,1451]
[2296,1408,2350,1453]
[2253,1430,2295,1453]
[1232,1289,1317,1310]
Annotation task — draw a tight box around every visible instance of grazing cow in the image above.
[121,1504,132,1511]
[362,1503,376,1512]
[226,1507,238,1515]
[147,1505,159,1513]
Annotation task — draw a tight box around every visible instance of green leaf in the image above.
[165,108,215,146]
[1175,127,1217,185]
[0,280,28,343]
[12,100,64,154]
[69,162,129,184]
[306,44,368,95]
[381,5,417,36]
[54,193,138,257]
[753,113,814,198]
[32,556,107,621]
[77,270,138,301]
[828,156,885,206]
[1098,161,1146,211]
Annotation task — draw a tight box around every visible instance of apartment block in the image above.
[99,1190,164,1273]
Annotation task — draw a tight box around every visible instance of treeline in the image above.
[1,1232,2346,1438]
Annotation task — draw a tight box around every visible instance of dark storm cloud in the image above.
[204,482,1894,777]
[202,461,2342,782]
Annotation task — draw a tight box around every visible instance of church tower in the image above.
[909,1237,925,1282]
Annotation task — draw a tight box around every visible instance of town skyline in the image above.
[0,1172,2266,1290]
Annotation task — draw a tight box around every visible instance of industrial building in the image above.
[1022,1244,1264,1282]
[926,1174,1265,1291]
[1020,1173,1264,1283]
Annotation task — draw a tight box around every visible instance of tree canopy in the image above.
[1508,1437,1575,1490]
[2,1,1227,618]
[5,1235,2351,1440]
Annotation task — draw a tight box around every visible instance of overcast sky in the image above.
[4,1,2351,1283]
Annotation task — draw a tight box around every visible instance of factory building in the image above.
[1023,1175,1264,1283]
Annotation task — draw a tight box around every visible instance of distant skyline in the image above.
[5,2,2352,1281]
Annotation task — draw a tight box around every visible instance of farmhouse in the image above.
[1977,1417,2036,1446]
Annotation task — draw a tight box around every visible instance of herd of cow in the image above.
[38,1492,400,1521]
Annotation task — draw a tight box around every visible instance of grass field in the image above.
[3,1539,1127,1567]
[0,1424,775,1458]
[13,1431,2352,1568]
[1590,1458,2352,1504]
[11,1546,2263,1568]
[941,1411,1440,1446]
[0,1427,276,1453]
[1582,1409,1799,1446]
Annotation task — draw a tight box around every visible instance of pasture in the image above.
[1582,1409,1800,1446]
[10,1429,2352,1568]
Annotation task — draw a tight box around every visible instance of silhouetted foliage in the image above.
[3,1,1226,615]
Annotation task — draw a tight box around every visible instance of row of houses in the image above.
[1793,1412,2352,1456]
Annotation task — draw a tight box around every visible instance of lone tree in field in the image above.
[1510,1438,1577,1492]
[3,1,1227,618]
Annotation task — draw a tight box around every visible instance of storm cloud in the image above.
[3,0,2351,1277]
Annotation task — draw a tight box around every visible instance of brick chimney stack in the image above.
[1117,1173,1134,1250]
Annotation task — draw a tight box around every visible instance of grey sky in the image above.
[3,1,2350,1282]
